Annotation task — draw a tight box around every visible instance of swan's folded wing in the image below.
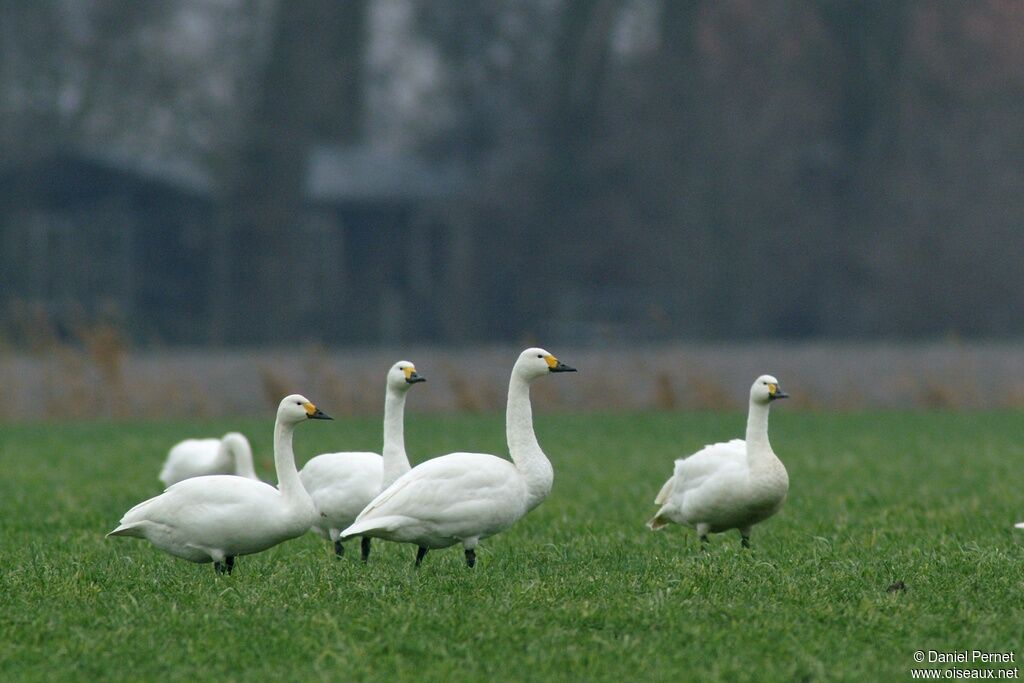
[300,452,381,495]
[120,475,279,528]
[347,453,520,534]
[671,439,746,494]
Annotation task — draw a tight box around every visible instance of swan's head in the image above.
[278,394,332,424]
[515,347,577,381]
[388,360,425,391]
[750,375,788,405]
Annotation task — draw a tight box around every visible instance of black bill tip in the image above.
[549,362,577,373]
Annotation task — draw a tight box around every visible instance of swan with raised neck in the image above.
[299,361,425,562]
[340,347,576,569]
[381,361,426,488]
[109,394,332,574]
[647,375,789,548]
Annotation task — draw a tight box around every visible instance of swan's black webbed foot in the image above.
[465,548,476,568]
[333,540,345,557]
[415,546,428,568]
[361,537,371,563]
[225,556,235,574]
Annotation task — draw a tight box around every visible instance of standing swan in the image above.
[107,395,331,574]
[647,375,789,548]
[299,361,425,562]
[158,432,259,487]
[340,348,576,569]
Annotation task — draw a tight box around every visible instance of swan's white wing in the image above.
[159,438,224,486]
[300,452,382,495]
[300,452,383,528]
[342,453,526,544]
[671,439,747,495]
[648,439,748,529]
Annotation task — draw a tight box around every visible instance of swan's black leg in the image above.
[465,548,476,568]
[700,534,710,551]
[415,546,428,568]
[361,537,372,563]
[741,535,751,549]
[333,540,345,557]
[225,556,235,574]
[214,561,225,574]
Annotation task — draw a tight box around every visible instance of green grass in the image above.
[2,410,1023,682]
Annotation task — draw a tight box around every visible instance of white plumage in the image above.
[648,375,790,548]
[158,432,258,487]
[107,395,331,574]
[341,347,576,569]
[299,361,425,561]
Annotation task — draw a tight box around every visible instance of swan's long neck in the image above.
[380,387,411,489]
[506,373,553,511]
[227,436,258,480]
[273,419,307,500]
[745,399,774,464]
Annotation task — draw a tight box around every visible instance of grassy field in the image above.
[2,409,1023,681]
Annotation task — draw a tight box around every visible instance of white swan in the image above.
[108,395,331,574]
[341,347,576,569]
[158,432,259,487]
[647,375,790,548]
[299,361,425,562]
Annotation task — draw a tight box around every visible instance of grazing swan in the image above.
[647,375,789,548]
[299,361,425,562]
[341,347,576,569]
[107,395,331,574]
[158,432,259,487]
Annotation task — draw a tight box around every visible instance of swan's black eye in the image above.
[537,354,543,358]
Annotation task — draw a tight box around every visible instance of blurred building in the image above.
[0,144,469,345]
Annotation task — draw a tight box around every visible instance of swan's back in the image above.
[300,452,382,496]
[673,439,747,488]
[299,452,383,529]
[159,438,225,486]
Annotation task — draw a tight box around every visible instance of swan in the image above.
[340,347,576,569]
[299,361,425,562]
[107,395,331,574]
[647,375,789,548]
[158,432,259,487]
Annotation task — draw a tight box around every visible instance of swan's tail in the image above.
[341,516,406,540]
[653,477,675,506]
[106,522,146,538]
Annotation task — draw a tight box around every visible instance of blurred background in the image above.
[2,0,1023,421]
